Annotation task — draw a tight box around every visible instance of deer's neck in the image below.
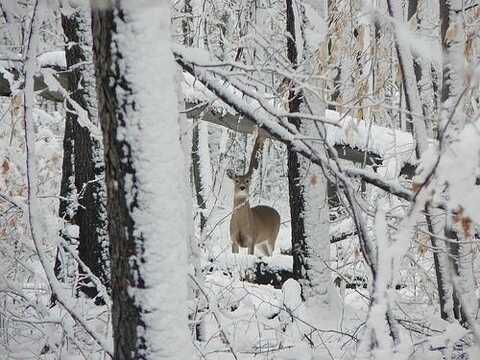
[233,197,251,213]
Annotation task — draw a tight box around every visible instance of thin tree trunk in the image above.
[438,0,474,324]
[192,124,207,231]
[386,0,428,156]
[426,207,456,321]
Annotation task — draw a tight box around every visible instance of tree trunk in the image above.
[182,0,206,232]
[91,1,193,358]
[438,0,474,324]
[191,124,207,231]
[286,0,331,304]
[54,2,109,303]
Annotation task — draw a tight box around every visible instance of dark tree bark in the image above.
[54,91,75,285]
[191,125,207,231]
[407,0,418,20]
[91,6,140,357]
[286,0,306,283]
[425,209,455,321]
[54,2,109,304]
[91,1,192,358]
[184,0,207,232]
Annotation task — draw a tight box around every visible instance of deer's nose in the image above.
[240,185,246,191]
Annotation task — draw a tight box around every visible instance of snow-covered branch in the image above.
[174,45,415,200]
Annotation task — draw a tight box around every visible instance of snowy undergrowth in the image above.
[0,99,111,358]
[1,94,474,358]
[196,272,363,360]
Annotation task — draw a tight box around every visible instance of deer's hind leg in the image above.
[267,224,279,256]
[258,243,270,257]
[231,232,240,254]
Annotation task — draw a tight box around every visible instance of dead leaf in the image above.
[2,160,10,174]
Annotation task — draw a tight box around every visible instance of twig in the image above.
[0,193,23,210]
[188,274,239,360]
[59,238,110,305]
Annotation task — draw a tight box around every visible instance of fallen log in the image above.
[206,254,293,288]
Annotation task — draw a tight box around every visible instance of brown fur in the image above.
[227,174,280,256]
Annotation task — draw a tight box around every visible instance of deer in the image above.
[226,129,280,256]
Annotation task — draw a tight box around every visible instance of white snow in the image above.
[112,1,193,358]
[37,50,67,68]
[4,0,480,359]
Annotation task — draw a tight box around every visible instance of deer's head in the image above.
[226,170,251,200]
[226,129,265,201]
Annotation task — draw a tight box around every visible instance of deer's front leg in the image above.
[248,240,255,255]
[232,242,239,253]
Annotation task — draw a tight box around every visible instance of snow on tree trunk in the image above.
[411,0,437,132]
[439,0,466,135]
[294,123,330,304]
[286,0,331,306]
[54,1,110,303]
[91,1,193,358]
[387,0,428,156]
[453,219,477,320]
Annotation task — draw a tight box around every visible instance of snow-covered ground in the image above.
[190,163,367,359]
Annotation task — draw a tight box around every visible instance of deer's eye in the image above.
[246,180,249,184]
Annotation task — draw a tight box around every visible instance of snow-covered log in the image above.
[209,254,294,288]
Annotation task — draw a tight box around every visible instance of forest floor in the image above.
[193,199,368,360]
[193,192,456,360]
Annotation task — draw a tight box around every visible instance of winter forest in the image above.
[1,0,480,359]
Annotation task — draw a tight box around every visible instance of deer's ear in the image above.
[226,169,235,179]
